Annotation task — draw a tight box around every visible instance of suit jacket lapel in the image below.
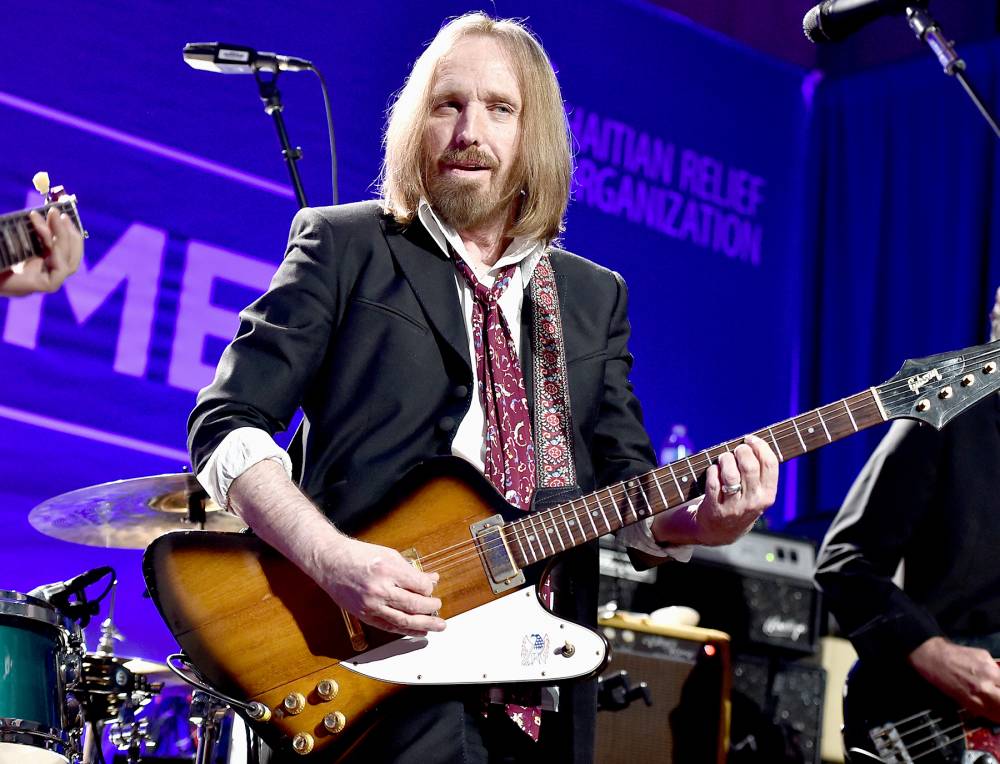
[382,219,472,374]
[521,280,534,416]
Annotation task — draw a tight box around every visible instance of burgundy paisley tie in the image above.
[453,257,536,511]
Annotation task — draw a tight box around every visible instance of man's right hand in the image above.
[227,458,446,639]
[316,536,445,637]
[908,636,1000,722]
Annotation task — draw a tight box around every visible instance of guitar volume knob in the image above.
[316,679,339,701]
[283,692,306,715]
[292,732,314,755]
[323,711,347,733]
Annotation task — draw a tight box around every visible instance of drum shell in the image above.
[0,591,82,761]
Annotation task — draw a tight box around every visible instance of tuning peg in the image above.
[32,171,50,196]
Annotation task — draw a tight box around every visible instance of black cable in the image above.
[310,65,339,205]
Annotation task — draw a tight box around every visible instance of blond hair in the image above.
[379,13,572,242]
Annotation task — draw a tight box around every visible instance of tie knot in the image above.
[454,258,515,304]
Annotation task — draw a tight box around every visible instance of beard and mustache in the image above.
[424,146,521,231]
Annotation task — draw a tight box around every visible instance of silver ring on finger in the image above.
[721,482,743,496]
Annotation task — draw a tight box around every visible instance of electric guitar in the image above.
[843,654,1000,762]
[0,172,85,273]
[143,339,1000,760]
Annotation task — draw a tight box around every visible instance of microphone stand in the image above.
[905,6,1000,140]
[254,67,310,208]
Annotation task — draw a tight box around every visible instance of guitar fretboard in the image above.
[0,198,82,271]
[504,388,885,567]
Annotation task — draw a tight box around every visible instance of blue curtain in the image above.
[796,40,1000,521]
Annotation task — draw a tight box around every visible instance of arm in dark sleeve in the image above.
[814,419,944,665]
[187,207,353,473]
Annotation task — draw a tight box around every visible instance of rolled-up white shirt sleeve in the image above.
[615,499,698,563]
[196,427,293,509]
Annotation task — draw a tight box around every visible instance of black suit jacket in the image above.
[188,200,658,761]
[814,394,1000,665]
[189,200,655,530]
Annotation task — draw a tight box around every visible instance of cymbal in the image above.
[120,656,185,687]
[29,473,246,549]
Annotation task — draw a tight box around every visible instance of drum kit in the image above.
[1,474,248,764]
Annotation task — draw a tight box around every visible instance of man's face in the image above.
[423,35,522,232]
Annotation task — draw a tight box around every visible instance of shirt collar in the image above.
[417,199,545,282]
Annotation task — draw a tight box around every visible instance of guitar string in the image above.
[883,713,958,746]
[898,722,974,762]
[908,724,996,764]
[0,199,76,226]
[416,351,1000,573]
[877,706,990,762]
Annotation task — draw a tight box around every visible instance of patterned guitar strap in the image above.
[502,252,579,741]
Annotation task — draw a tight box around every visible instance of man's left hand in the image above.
[0,208,83,297]
[652,435,779,547]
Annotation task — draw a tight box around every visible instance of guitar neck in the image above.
[504,388,886,568]
[0,197,82,272]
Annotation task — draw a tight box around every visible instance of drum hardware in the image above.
[28,473,246,550]
[166,653,269,721]
[80,654,157,728]
[190,691,232,764]
[76,577,164,764]
[106,712,149,764]
[162,653,262,763]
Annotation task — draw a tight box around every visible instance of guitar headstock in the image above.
[33,171,70,205]
[29,170,85,238]
[877,339,1000,428]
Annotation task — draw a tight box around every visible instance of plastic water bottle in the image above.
[659,424,694,465]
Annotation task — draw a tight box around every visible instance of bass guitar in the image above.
[144,338,1000,759]
[843,655,1000,762]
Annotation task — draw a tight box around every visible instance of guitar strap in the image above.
[497,253,577,741]
[529,253,578,495]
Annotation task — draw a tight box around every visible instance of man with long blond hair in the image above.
[189,13,778,761]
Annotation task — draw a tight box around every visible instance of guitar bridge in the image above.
[470,515,525,594]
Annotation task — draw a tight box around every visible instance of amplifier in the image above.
[639,531,822,655]
[729,654,826,764]
[595,615,730,764]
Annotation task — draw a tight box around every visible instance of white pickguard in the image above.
[339,588,607,685]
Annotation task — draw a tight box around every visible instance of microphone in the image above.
[183,42,313,74]
[29,566,115,627]
[803,0,928,43]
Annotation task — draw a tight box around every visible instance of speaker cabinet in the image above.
[595,615,730,764]
[728,654,826,764]
[643,547,822,656]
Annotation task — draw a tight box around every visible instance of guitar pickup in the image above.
[470,515,525,594]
